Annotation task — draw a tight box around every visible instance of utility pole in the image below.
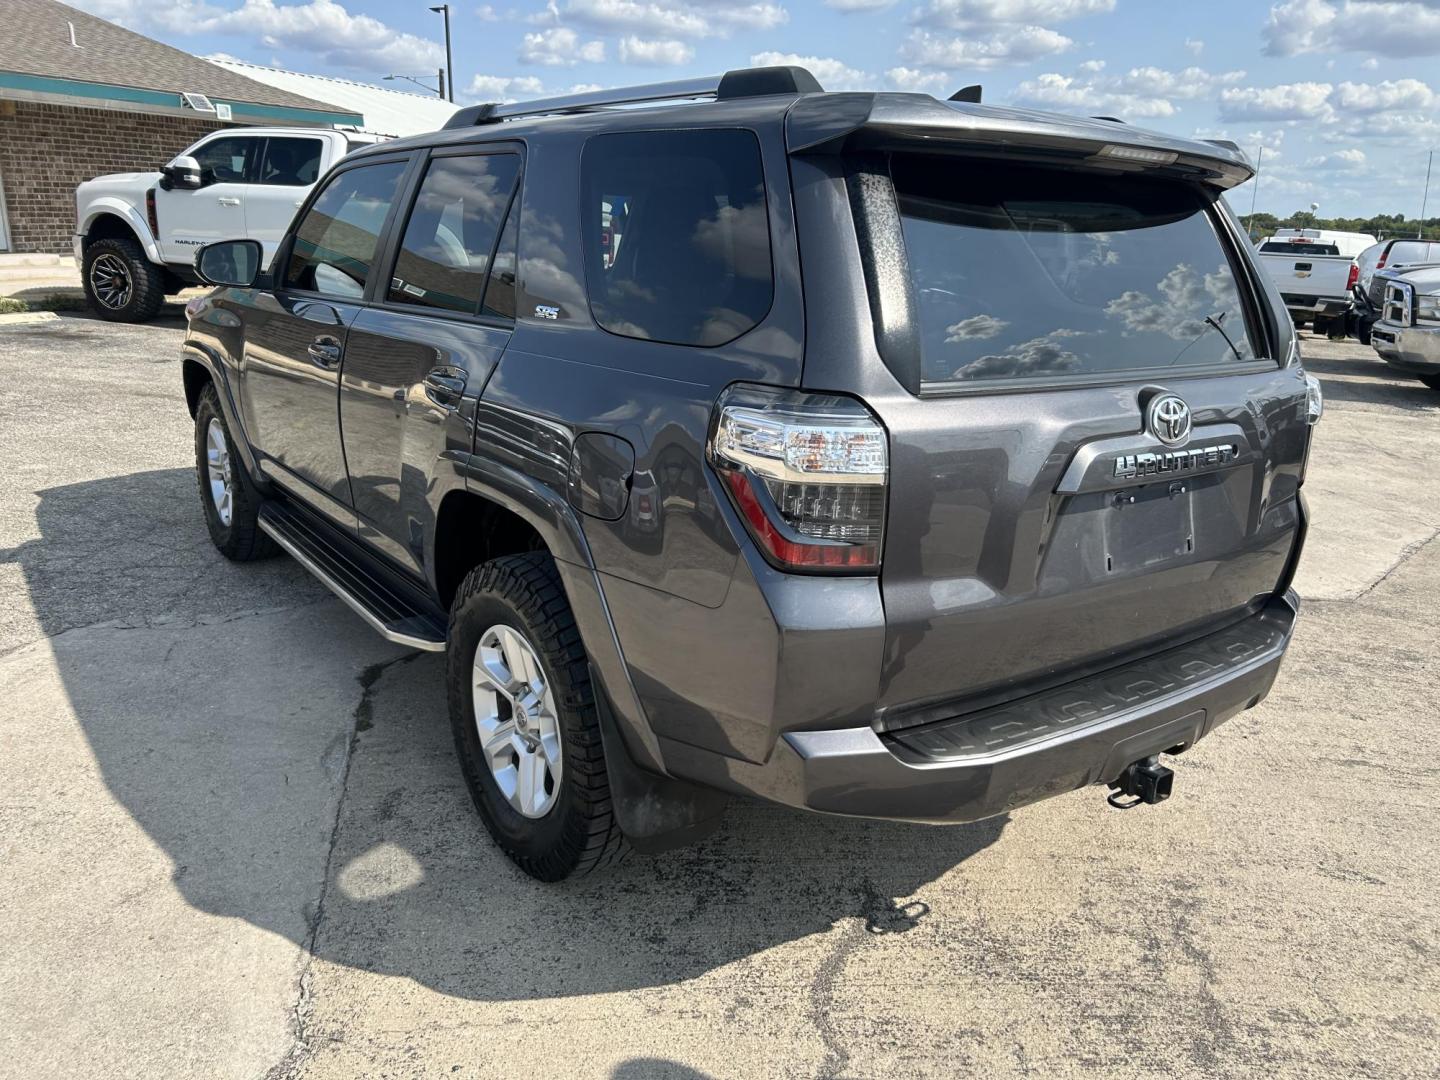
[1245,144,1264,239]
[438,67,446,100]
[430,4,454,103]
[1419,149,1434,240]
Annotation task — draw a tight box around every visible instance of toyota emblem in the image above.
[1147,394,1192,447]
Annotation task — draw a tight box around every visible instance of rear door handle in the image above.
[307,337,343,369]
[217,196,241,207]
[423,366,467,407]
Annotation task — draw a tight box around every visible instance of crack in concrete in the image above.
[1352,527,1440,601]
[262,651,421,1080]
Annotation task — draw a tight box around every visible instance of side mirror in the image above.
[162,155,203,190]
[195,239,263,288]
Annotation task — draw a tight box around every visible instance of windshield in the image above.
[892,157,1259,385]
[1260,241,1340,256]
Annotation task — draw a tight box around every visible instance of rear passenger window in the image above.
[388,154,521,316]
[285,161,406,299]
[258,137,323,186]
[581,130,773,347]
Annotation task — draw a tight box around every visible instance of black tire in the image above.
[447,552,627,881]
[1357,319,1374,346]
[82,236,166,322]
[1420,374,1440,391]
[194,383,278,561]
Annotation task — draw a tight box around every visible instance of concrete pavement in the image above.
[0,314,1436,1079]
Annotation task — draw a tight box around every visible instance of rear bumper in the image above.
[662,591,1298,823]
[1282,294,1349,315]
[1372,321,1440,374]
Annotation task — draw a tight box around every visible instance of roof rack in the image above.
[442,65,823,130]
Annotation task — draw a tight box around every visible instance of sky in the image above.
[68,0,1440,219]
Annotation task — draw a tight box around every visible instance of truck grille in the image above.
[1383,281,1414,327]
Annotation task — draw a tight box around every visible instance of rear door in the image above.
[340,147,522,577]
[243,135,327,262]
[835,155,1309,720]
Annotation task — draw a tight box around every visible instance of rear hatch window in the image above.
[1260,241,1340,255]
[892,157,1259,386]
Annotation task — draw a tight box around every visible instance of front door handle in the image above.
[306,337,343,369]
[423,366,467,407]
[217,196,241,207]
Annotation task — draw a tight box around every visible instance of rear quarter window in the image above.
[892,157,1260,386]
[581,129,773,348]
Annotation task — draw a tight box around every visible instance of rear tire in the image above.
[447,552,627,881]
[1420,374,1440,391]
[1357,319,1373,346]
[194,383,278,561]
[82,237,166,323]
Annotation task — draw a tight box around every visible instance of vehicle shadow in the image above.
[1302,353,1440,411]
[11,468,1006,1003]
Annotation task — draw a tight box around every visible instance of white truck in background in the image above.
[1255,228,1376,337]
[74,127,382,322]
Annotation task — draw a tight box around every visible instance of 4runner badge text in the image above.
[1113,444,1239,481]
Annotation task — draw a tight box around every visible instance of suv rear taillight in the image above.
[708,385,887,572]
[1346,262,1359,291]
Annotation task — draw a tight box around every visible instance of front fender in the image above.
[79,198,161,263]
[181,342,262,484]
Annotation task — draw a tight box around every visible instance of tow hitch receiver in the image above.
[1107,756,1175,809]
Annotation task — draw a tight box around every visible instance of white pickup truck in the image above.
[74,126,381,321]
[1255,228,1375,335]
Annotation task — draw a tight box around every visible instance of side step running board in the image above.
[258,500,447,652]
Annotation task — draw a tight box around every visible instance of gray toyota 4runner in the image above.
[182,67,1320,881]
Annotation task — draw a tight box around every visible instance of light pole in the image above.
[429,4,454,103]
[1418,150,1434,240]
[383,72,444,98]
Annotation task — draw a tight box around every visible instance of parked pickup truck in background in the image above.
[1255,228,1375,336]
[74,126,382,322]
[1352,239,1440,345]
[1370,265,1440,390]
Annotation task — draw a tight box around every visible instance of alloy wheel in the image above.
[472,624,563,819]
[205,418,234,526]
[89,253,132,310]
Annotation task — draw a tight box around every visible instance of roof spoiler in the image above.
[442,65,823,130]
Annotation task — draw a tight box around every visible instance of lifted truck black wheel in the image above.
[447,552,627,881]
[194,384,278,561]
[82,237,166,322]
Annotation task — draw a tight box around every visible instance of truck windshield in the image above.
[892,157,1259,385]
[1260,241,1341,255]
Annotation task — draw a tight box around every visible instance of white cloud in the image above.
[886,66,953,92]
[1263,0,1440,59]
[1218,81,1335,122]
[520,26,605,65]
[825,0,896,8]
[945,314,1009,341]
[476,4,499,18]
[751,51,871,90]
[146,0,444,73]
[1331,78,1437,113]
[558,0,787,38]
[467,73,547,101]
[1306,148,1367,169]
[618,36,694,64]
[902,26,1073,68]
[1012,65,1245,119]
[914,0,1115,28]
[1185,37,1204,55]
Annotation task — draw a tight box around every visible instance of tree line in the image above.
[1242,211,1440,241]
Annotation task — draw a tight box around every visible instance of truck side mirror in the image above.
[162,155,203,190]
[195,239,263,288]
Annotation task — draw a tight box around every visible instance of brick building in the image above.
[0,0,362,254]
